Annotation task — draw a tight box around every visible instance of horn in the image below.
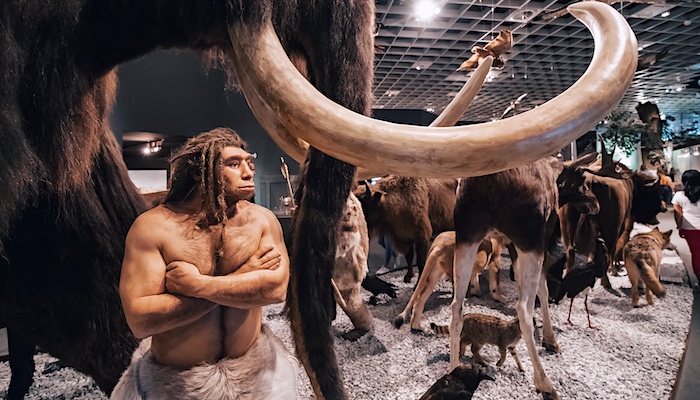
[233,54,494,179]
[228,2,637,178]
[569,152,599,169]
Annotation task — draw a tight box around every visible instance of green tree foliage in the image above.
[597,109,650,155]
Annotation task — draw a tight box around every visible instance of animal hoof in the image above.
[342,328,369,342]
[410,328,427,335]
[543,342,560,353]
[537,389,560,400]
[393,316,405,329]
[403,275,413,283]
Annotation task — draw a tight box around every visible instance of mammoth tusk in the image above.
[228,2,637,178]
[233,53,493,179]
[428,56,493,128]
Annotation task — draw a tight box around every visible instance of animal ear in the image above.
[652,227,660,232]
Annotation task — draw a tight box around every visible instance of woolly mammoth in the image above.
[0,1,636,400]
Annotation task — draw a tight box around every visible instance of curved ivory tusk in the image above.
[228,2,637,178]
[428,56,493,128]
[234,54,493,179]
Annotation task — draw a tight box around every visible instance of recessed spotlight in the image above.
[660,11,670,17]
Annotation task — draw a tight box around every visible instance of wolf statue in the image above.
[1,1,637,399]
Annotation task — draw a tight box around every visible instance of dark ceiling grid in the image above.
[372,0,700,126]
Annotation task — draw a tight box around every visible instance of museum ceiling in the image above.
[372,0,700,123]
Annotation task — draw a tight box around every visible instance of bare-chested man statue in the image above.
[112,128,298,400]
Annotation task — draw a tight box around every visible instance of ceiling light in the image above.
[414,1,440,21]
[630,4,674,18]
[411,60,433,70]
[385,89,401,97]
[660,11,670,18]
[509,9,538,23]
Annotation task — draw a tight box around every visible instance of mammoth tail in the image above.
[286,149,354,400]
[637,260,666,298]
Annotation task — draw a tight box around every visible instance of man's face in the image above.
[221,146,256,202]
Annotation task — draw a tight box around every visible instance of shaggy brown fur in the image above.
[622,228,670,307]
[354,177,457,283]
[1,1,375,399]
[393,232,505,331]
[432,314,523,371]
[111,325,298,400]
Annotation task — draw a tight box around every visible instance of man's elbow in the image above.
[267,284,288,304]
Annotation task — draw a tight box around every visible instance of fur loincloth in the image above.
[110,324,299,400]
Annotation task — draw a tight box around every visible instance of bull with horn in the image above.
[0,1,636,400]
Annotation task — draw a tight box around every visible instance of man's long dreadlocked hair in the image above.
[164,127,247,227]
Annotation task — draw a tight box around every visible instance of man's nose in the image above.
[241,161,254,178]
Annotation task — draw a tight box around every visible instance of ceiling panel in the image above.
[373,0,700,126]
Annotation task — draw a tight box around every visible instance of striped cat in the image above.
[432,313,523,371]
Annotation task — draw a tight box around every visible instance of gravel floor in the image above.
[1,249,693,400]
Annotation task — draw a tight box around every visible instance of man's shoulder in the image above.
[241,202,275,218]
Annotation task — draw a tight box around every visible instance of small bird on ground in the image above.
[362,275,398,304]
[553,238,609,329]
[419,364,495,400]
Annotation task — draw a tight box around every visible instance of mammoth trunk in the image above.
[287,148,356,400]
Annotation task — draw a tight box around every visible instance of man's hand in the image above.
[165,261,204,297]
[235,245,281,275]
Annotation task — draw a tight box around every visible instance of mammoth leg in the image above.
[7,325,35,400]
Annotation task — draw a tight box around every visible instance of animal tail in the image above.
[430,322,450,335]
[286,149,355,400]
[636,260,666,298]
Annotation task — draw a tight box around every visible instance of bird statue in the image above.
[637,46,670,72]
[553,238,609,329]
[500,92,528,119]
[418,364,495,400]
[457,29,512,71]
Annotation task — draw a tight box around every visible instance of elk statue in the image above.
[1,1,636,399]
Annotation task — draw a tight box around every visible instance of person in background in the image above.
[668,167,676,184]
[658,168,674,209]
[377,233,399,274]
[672,169,700,292]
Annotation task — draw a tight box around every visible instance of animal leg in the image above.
[469,252,486,297]
[7,325,35,400]
[515,250,559,399]
[450,241,480,369]
[537,271,559,352]
[403,244,416,283]
[627,263,641,307]
[489,256,506,303]
[497,347,508,367]
[567,298,575,326]
[471,343,485,365]
[338,288,373,340]
[584,295,598,330]
[509,346,524,371]
[415,236,431,280]
[408,263,445,331]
